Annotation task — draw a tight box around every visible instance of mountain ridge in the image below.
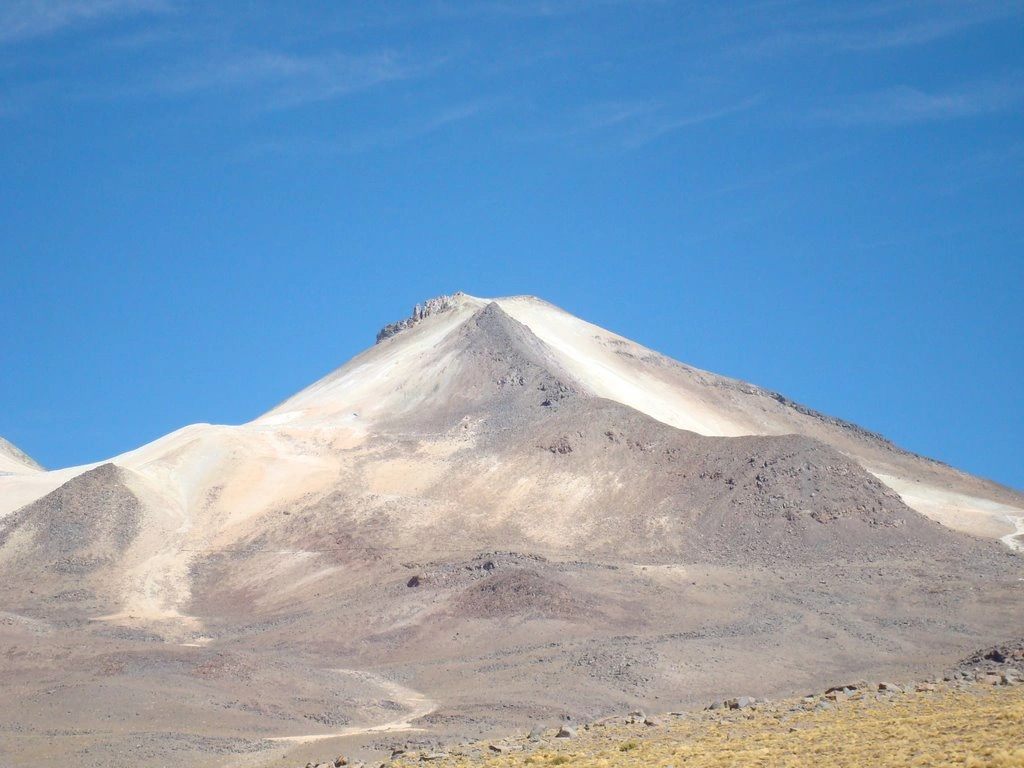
[0,292,1020,767]
[0,436,44,474]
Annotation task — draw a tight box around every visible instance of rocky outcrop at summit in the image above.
[376,294,463,343]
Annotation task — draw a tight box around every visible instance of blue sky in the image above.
[1,0,1021,490]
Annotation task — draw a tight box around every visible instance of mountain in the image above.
[0,436,43,475]
[0,293,1021,768]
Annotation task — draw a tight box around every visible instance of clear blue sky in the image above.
[1,1,1021,491]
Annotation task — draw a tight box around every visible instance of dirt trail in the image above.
[268,670,437,744]
[1001,516,1024,552]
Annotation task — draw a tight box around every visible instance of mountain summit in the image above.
[258,292,1024,542]
[0,293,1021,767]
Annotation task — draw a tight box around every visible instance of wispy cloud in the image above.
[346,100,488,150]
[707,146,855,197]
[516,94,767,152]
[0,0,170,43]
[839,1,1022,50]
[140,49,438,109]
[723,0,1021,58]
[237,100,490,158]
[932,140,1024,195]
[621,94,767,149]
[822,78,1024,125]
[463,0,666,19]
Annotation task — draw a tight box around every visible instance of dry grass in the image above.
[393,684,1024,768]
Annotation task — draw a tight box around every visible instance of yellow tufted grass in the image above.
[393,684,1024,768]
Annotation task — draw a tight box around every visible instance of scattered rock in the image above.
[528,724,546,741]
[727,696,756,710]
[825,684,857,695]
[376,295,460,343]
[556,725,576,739]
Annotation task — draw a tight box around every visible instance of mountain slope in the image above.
[258,293,1024,541]
[0,293,1020,768]
[0,436,43,475]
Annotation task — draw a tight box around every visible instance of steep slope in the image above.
[254,293,1024,544]
[491,295,1024,541]
[0,436,43,475]
[0,464,143,617]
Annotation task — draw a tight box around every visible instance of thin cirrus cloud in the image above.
[824,78,1024,126]
[723,0,1020,58]
[518,94,767,152]
[145,49,437,110]
[839,8,1020,50]
[619,94,767,149]
[0,0,170,43]
[239,100,490,158]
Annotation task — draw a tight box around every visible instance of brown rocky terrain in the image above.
[0,293,1021,767]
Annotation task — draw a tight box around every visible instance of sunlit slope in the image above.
[490,295,1024,541]
[3,292,1022,548]
[0,436,43,475]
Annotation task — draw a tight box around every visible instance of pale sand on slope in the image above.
[0,437,43,475]
[872,472,1024,541]
[256,296,488,430]
[267,670,436,743]
[495,295,1024,545]
[495,296,758,437]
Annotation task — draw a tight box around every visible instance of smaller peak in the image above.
[0,437,44,472]
[375,292,481,344]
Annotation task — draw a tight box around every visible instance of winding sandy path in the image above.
[1000,516,1024,553]
[268,670,437,744]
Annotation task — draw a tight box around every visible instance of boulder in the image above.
[727,696,755,710]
